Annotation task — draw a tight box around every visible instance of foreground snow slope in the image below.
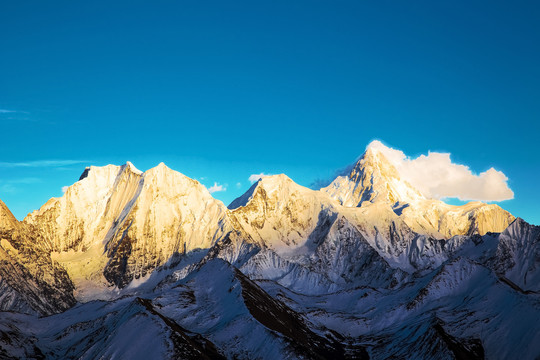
[1,249,538,359]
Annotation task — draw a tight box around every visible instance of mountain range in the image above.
[0,142,538,359]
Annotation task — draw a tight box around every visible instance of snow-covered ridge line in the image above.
[0,150,537,359]
[1,145,515,302]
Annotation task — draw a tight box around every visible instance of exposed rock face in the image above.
[0,199,19,232]
[491,218,540,292]
[0,201,75,315]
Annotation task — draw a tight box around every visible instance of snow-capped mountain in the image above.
[0,143,538,359]
[323,146,426,206]
[322,141,514,239]
[23,162,229,299]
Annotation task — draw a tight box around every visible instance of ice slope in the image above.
[0,312,45,359]
[154,258,350,359]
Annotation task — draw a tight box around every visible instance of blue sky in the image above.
[0,1,539,224]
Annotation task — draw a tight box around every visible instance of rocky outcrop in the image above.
[491,218,540,292]
[0,202,75,315]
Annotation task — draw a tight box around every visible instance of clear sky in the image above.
[1,1,539,224]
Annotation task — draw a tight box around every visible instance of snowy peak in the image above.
[319,143,514,240]
[228,181,259,210]
[143,161,206,196]
[229,174,295,210]
[493,217,540,291]
[250,174,294,193]
[125,161,142,174]
[229,174,339,252]
[323,143,425,207]
[22,161,231,296]
[351,145,400,180]
[77,161,141,183]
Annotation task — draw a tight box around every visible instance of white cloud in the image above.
[208,182,226,194]
[367,140,514,202]
[236,182,242,188]
[0,184,17,194]
[0,160,88,168]
[248,173,272,183]
[62,186,69,193]
[0,109,32,122]
[0,178,40,195]
[9,178,40,184]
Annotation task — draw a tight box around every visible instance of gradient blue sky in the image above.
[1,1,539,224]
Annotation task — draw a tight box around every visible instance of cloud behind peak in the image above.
[366,140,514,202]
